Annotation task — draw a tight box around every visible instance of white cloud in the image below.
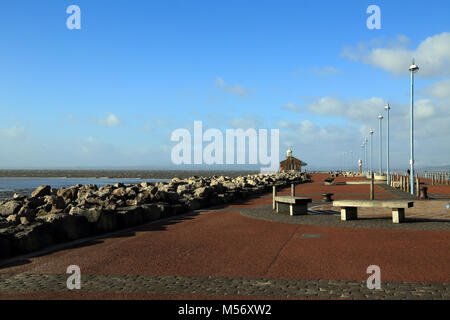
[215,77,251,98]
[228,117,262,129]
[282,102,302,113]
[98,113,122,127]
[305,96,386,122]
[276,120,293,128]
[342,32,450,78]
[312,66,343,77]
[291,66,344,79]
[424,79,450,99]
[415,99,436,120]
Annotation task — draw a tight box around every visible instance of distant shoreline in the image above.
[0,170,260,179]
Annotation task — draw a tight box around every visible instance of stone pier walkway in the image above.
[1,173,449,300]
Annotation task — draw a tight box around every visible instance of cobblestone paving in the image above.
[0,274,449,300]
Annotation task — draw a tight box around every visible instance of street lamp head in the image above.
[370,130,374,135]
[409,58,419,72]
[378,115,384,120]
[385,103,390,111]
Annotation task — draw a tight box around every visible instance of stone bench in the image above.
[274,196,312,216]
[332,200,414,224]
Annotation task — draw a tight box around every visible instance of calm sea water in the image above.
[0,177,169,200]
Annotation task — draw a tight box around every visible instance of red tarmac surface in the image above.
[0,173,449,299]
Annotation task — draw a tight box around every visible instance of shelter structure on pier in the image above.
[280,148,307,172]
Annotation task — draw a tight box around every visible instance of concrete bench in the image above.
[274,196,312,216]
[332,200,414,224]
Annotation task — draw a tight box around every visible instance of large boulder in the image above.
[57,187,79,202]
[36,213,91,242]
[194,186,213,198]
[135,190,154,205]
[10,223,54,255]
[20,217,30,225]
[0,201,22,217]
[141,204,162,222]
[156,191,179,204]
[117,206,144,228]
[183,197,208,211]
[68,206,117,233]
[112,187,126,198]
[44,195,66,210]
[140,182,152,188]
[77,188,95,201]
[13,194,26,201]
[177,184,194,195]
[31,185,52,198]
[69,206,103,223]
[101,200,117,211]
[17,206,35,219]
[94,211,120,233]
[6,214,18,224]
[125,187,138,198]
[210,180,226,193]
[222,181,238,190]
[24,197,46,210]
[35,203,53,217]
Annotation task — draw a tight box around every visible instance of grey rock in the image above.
[194,186,213,198]
[57,187,79,202]
[31,185,52,198]
[24,197,46,210]
[0,201,22,217]
[69,206,103,223]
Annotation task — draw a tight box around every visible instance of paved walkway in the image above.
[0,173,449,300]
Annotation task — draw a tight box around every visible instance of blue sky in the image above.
[0,0,449,170]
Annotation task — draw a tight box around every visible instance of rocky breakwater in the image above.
[0,172,309,260]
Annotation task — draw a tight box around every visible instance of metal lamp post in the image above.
[370,130,374,175]
[361,143,365,172]
[343,152,345,171]
[350,150,353,172]
[385,103,391,185]
[364,138,368,174]
[409,59,419,195]
[378,115,384,176]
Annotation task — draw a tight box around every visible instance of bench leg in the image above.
[392,208,405,224]
[290,204,308,216]
[341,207,358,221]
[276,202,279,213]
